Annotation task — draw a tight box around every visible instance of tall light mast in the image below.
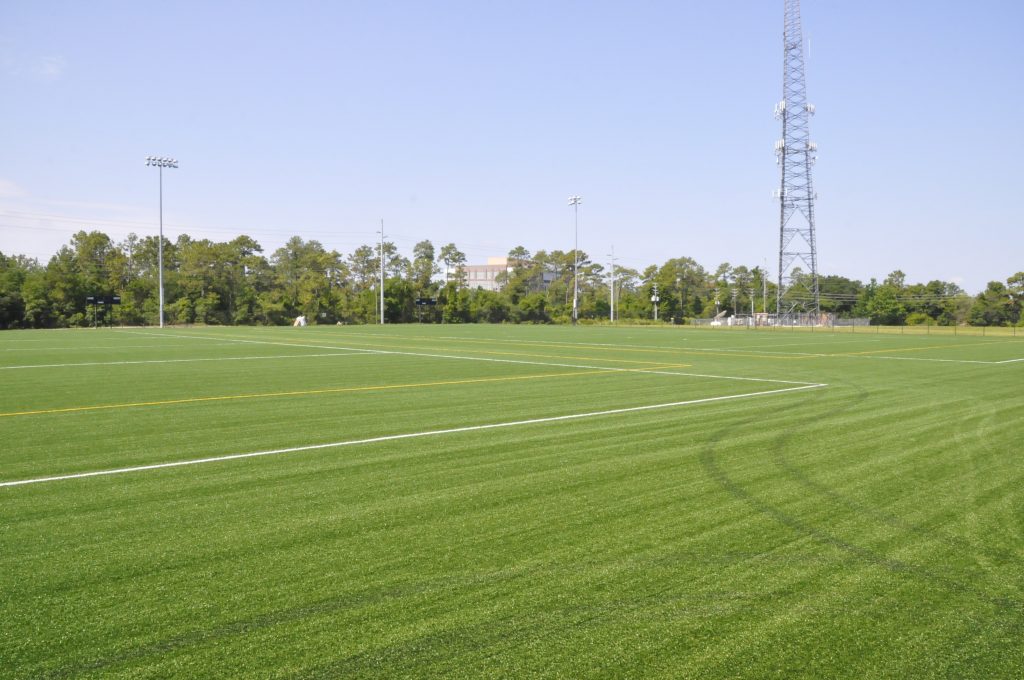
[568,196,582,325]
[608,246,617,323]
[775,0,820,322]
[145,156,178,328]
[378,220,385,324]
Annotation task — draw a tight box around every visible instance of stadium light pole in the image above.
[145,156,178,328]
[568,196,581,325]
[378,219,385,325]
[677,275,683,322]
[608,245,617,323]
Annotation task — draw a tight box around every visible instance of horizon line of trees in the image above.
[1,230,1021,329]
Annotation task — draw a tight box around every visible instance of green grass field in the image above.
[2,324,1022,678]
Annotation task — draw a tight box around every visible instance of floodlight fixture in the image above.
[145,156,179,169]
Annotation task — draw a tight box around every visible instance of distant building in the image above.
[461,257,511,292]
[456,256,559,292]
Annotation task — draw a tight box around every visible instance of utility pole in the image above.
[378,220,385,324]
[651,282,660,321]
[568,196,582,324]
[775,0,821,323]
[749,288,755,326]
[763,260,769,319]
[731,288,738,319]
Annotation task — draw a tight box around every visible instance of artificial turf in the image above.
[1,324,1022,678]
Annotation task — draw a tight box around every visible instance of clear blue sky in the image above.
[1,0,1021,293]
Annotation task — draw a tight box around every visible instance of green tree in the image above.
[516,292,548,323]
[818,275,862,317]
[438,243,467,289]
[267,236,344,323]
[0,252,36,328]
[440,282,470,323]
[507,246,530,272]
[470,289,511,323]
[409,240,438,290]
[866,283,907,325]
[1006,272,1024,325]
[969,281,1013,326]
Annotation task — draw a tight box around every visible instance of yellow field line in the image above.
[0,366,684,419]
[829,339,1022,357]
[0,368,618,417]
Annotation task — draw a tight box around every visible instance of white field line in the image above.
[0,352,367,371]
[331,329,1022,362]
[718,338,883,348]
[118,328,1024,367]
[3,343,239,352]
[344,331,830,356]
[430,334,882,353]
[121,330,821,386]
[706,349,1023,365]
[853,355,1000,365]
[406,331,1020,363]
[0,383,826,488]
[126,330,387,354]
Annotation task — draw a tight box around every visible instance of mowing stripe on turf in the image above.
[0,382,827,488]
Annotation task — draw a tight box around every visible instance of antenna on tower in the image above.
[775,0,821,323]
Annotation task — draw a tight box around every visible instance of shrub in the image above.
[905,312,934,326]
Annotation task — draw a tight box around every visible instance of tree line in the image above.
[0,230,1021,328]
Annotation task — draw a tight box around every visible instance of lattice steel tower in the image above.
[775,0,820,319]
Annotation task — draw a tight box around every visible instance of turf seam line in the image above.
[0,383,826,488]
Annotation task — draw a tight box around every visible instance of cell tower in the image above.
[775,0,820,320]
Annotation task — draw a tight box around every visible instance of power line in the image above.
[0,210,378,239]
